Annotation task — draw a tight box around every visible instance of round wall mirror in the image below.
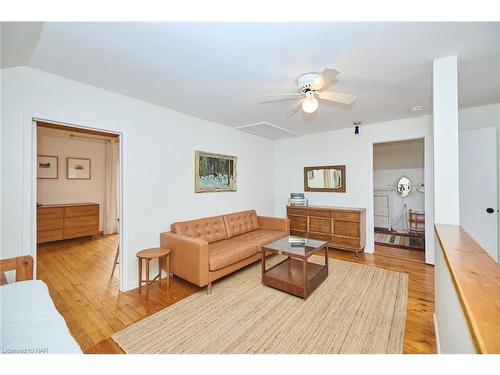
[395,176,412,198]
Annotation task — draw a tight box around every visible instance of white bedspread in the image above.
[0,280,82,354]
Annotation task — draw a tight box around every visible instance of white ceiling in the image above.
[2,22,499,138]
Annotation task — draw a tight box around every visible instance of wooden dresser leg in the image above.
[207,282,212,295]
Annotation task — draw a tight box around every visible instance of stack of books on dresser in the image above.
[288,193,308,207]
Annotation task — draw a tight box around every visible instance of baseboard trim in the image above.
[433,313,441,354]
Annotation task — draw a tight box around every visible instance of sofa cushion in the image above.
[171,215,228,244]
[208,239,258,271]
[223,210,260,238]
[236,229,287,251]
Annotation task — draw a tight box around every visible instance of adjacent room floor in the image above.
[374,229,426,263]
[36,235,436,354]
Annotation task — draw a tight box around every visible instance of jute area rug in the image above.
[112,256,408,354]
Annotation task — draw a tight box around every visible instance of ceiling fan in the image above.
[263,69,357,115]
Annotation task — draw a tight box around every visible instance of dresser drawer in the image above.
[308,232,332,242]
[287,206,307,216]
[307,208,331,218]
[309,217,332,234]
[64,205,99,218]
[64,225,98,239]
[332,211,360,222]
[37,217,64,231]
[374,215,389,228]
[289,215,308,231]
[334,221,359,237]
[37,229,63,244]
[374,206,389,216]
[374,196,389,207]
[290,229,307,237]
[37,207,64,220]
[331,235,360,250]
[64,215,99,228]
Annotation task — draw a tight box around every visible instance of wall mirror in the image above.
[304,165,346,193]
[395,176,412,197]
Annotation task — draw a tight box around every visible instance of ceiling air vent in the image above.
[236,122,299,140]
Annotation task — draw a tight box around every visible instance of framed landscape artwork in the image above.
[195,151,237,193]
[37,155,59,179]
[67,157,91,180]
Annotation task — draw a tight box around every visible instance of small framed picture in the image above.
[67,157,91,180]
[37,155,59,179]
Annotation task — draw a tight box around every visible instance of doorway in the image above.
[372,139,426,263]
[34,120,122,291]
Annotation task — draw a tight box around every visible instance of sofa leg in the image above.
[207,282,213,295]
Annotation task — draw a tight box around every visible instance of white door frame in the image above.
[22,110,129,291]
[369,135,434,265]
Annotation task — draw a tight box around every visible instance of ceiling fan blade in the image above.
[286,99,304,118]
[258,97,301,104]
[262,93,302,97]
[317,91,357,105]
[314,68,340,90]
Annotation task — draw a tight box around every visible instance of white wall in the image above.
[433,56,460,225]
[273,116,435,262]
[373,139,424,170]
[1,66,275,291]
[37,127,108,231]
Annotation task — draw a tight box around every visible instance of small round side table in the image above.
[136,247,171,300]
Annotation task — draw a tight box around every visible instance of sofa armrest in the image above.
[160,232,209,287]
[258,216,290,234]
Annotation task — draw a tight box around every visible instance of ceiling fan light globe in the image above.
[302,95,318,113]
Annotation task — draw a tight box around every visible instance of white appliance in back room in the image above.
[374,189,392,231]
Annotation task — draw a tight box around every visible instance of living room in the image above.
[1,2,499,373]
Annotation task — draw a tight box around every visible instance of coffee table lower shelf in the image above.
[262,257,328,299]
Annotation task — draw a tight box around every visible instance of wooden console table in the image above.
[287,205,366,255]
[37,202,99,244]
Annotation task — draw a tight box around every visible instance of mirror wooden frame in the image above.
[304,165,346,193]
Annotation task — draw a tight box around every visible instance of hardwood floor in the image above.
[36,235,436,354]
[335,246,436,354]
[375,244,426,263]
[37,235,199,353]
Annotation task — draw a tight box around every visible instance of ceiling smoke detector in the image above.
[409,106,422,113]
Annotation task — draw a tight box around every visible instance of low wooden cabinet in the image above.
[37,203,99,244]
[287,205,366,254]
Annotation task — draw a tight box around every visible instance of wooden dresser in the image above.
[287,205,366,255]
[37,203,99,244]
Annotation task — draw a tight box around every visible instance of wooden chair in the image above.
[409,209,425,236]
[0,256,34,285]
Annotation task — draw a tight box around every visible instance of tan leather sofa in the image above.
[160,210,289,293]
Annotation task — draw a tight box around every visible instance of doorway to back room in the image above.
[35,121,122,297]
[372,139,426,263]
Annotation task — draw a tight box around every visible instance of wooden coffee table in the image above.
[261,236,328,299]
